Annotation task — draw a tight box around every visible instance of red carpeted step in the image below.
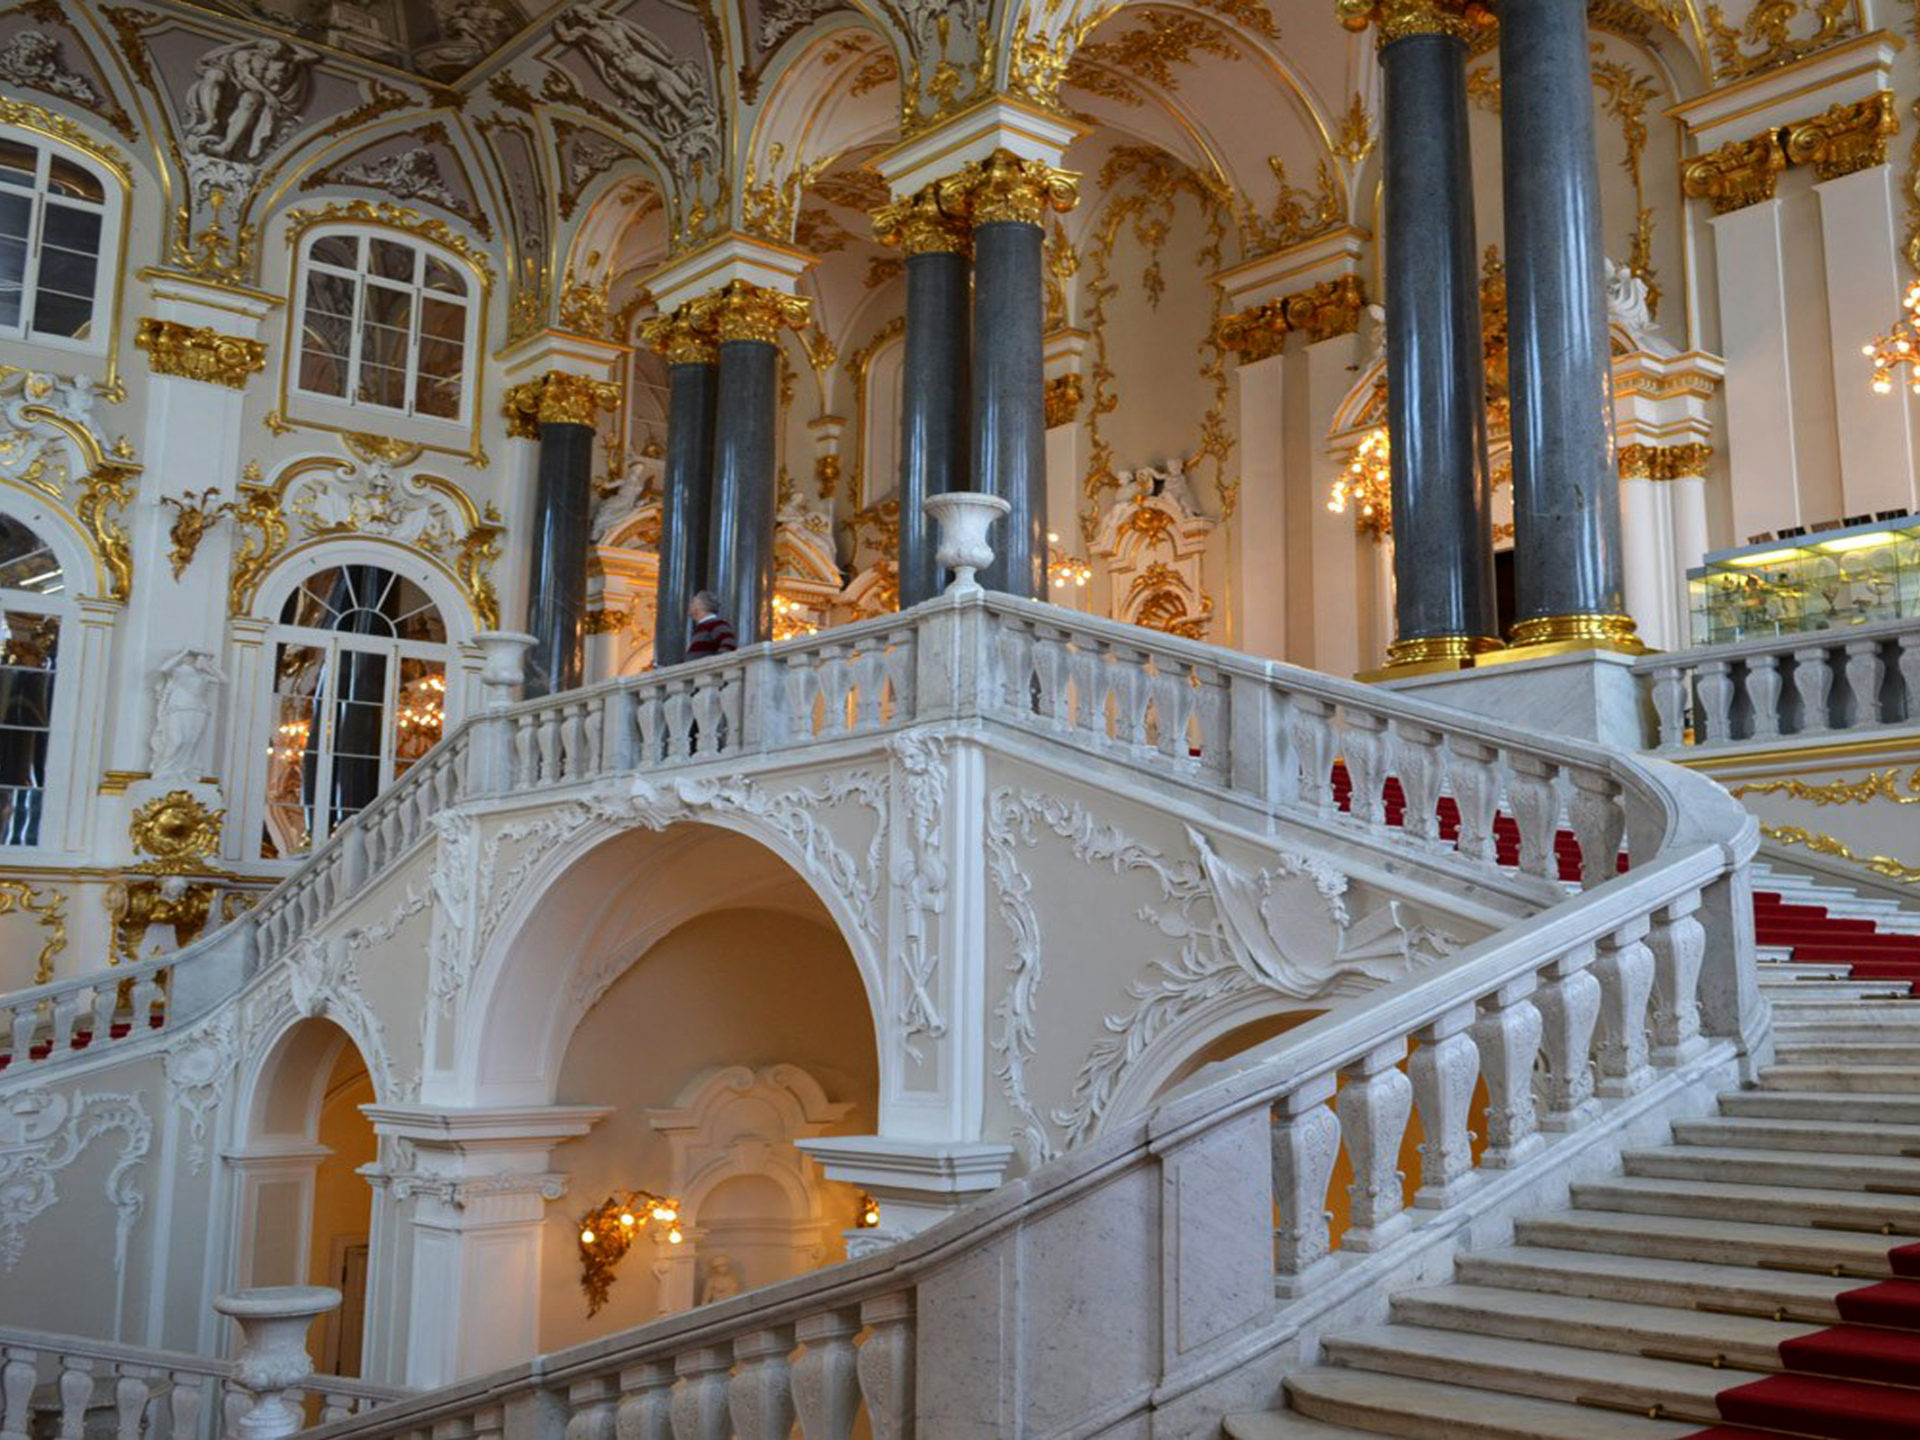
[1712,1372,1920,1437]
[1780,1327,1920,1386]
[1684,1430,1790,1439]
[1835,1281,1920,1330]
[1889,1244,1920,1278]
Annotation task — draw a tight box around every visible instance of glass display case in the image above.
[1687,516,1920,646]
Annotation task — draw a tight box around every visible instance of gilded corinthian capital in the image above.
[1337,0,1494,44]
[685,280,812,345]
[935,149,1079,227]
[872,185,971,256]
[638,304,719,366]
[502,371,621,438]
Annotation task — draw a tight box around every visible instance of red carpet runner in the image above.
[1685,896,1920,1439]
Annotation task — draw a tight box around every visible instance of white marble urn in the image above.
[923,492,1011,594]
[214,1285,342,1440]
[472,630,538,708]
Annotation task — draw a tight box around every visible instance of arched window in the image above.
[0,132,112,347]
[260,564,452,859]
[0,512,67,845]
[292,231,474,422]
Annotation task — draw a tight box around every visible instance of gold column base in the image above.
[1359,633,1505,681]
[1488,611,1645,663]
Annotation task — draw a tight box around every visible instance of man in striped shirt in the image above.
[685,589,738,658]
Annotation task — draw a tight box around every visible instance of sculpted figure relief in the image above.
[0,31,100,105]
[150,649,226,783]
[337,148,461,210]
[1604,257,1665,354]
[551,5,719,171]
[182,38,315,164]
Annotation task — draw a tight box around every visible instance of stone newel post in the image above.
[214,1285,342,1440]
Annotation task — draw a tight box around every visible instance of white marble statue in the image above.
[337,148,460,210]
[0,30,101,105]
[1154,455,1200,517]
[592,456,661,539]
[1605,257,1665,354]
[149,650,226,783]
[182,38,315,164]
[701,1254,742,1303]
[1365,301,1388,370]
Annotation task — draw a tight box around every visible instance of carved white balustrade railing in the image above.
[1637,613,1920,750]
[0,1328,402,1440]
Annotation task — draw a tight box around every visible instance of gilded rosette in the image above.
[135,318,267,390]
[871,186,971,255]
[936,149,1080,228]
[1338,0,1494,45]
[687,280,813,346]
[639,304,720,366]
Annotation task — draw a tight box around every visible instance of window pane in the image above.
[304,269,355,321]
[393,659,445,775]
[30,291,92,340]
[0,236,24,331]
[46,156,103,204]
[0,193,28,241]
[361,281,412,331]
[419,294,464,342]
[0,138,35,184]
[357,363,407,410]
[263,644,323,858]
[310,233,359,269]
[298,348,350,399]
[0,516,63,593]
[423,256,463,295]
[368,238,415,282]
[359,320,410,371]
[0,612,57,846]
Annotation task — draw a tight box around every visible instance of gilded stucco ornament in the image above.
[1617,442,1713,480]
[1044,374,1083,429]
[936,150,1079,228]
[280,199,495,285]
[1703,0,1855,81]
[159,487,236,579]
[1683,131,1789,214]
[0,880,68,985]
[169,189,255,289]
[1338,0,1494,45]
[638,305,719,366]
[872,186,971,256]
[1218,276,1367,361]
[134,319,267,390]
[502,372,622,438]
[686,280,812,346]
[1784,92,1899,182]
[1,367,138,600]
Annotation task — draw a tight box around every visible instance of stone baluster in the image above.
[221,1379,249,1437]
[565,1376,618,1440]
[319,1389,353,1426]
[1899,634,1920,720]
[167,1370,205,1440]
[91,982,117,1044]
[1695,660,1735,744]
[132,973,164,1033]
[537,709,563,782]
[56,1357,92,1440]
[512,713,536,785]
[1845,639,1885,725]
[1745,654,1783,739]
[1270,1074,1341,1290]
[1592,918,1655,1096]
[560,701,587,779]
[113,1366,151,1440]
[852,638,888,731]
[1535,947,1602,1131]
[1649,665,1689,748]
[855,1294,915,1440]
[0,1347,34,1440]
[664,681,694,760]
[1390,719,1445,843]
[617,1363,675,1440]
[1793,646,1834,733]
[1506,755,1560,880]
[1342,710,1390,829]
[471,1405,506,1440]
[1647,894,1708,1066]
[1068,640,1103,742]
[791,1309,861,1440]
[1446,735,1500,863]
[670,1347,731,1440]
[728,1329,796,1440]
[1411,1005,1481,1210]
[1472,977,1545,1168]
[49,988,76,1053]
[1336,1041,1414,1253]
[1287,695,1337,816]
[1567,769,1624,887]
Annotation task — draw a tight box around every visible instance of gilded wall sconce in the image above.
[577,1189,683,1314]
[159,488,237,580]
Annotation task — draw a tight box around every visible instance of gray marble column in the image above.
[706,335,778,646]
[1380,25,1500,665]
[876,187,972,608]
[653,349,718,667]
[1499,0,1635,648]
[525,421,595,697]
[971,219,1046,598]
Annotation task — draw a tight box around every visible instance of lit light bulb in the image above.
[580,1228,596,1245]
[652,1204,676,1222]
[667,1226,684,1244]
[619,1211,636,1228]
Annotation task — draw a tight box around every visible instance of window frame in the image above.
[290,227,478,427]
[0,129,117,355]
[0,504,83,854]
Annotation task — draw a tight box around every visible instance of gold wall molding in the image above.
[280,199,496,286]
[169,189,256,290]
[1045,374,1083,429]
[0,880,68,986]
[128,790,225,874]
[1762,822,1920,883]
[1703,0,1856,81]
[1784,91,1899,181]
[1218,275,1369,361]
[1682,131,1789,213]
[159,487,235,580]
[1617,441,1714,480]
[0,97,131,186]
[135,319,266,390]
[936,150,1079,228]
[1,368,138,600]
[1337,0,1494,46]
[1735,766,1920,807]
[502,372,622,438]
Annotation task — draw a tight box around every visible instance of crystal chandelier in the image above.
[1865,278,1920,396]
[1329,427,1392,538]
[1046,532,1092,590]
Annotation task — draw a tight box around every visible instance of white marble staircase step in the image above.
[1315,1325,1753,1416]
[1519,1205,1906,1273]
[1761,1062,1920,1092]
[1769,1012,1920,1036]
[1454,1245,1857,1321]
[1670,1113,1920,1155]
[1621,1142,1920,1192]
[1221,1412,1377,1440]
[1775,1041,1920,1067]
[1244,1373,1698,1440]
[1387,1283,1820,1368]
[1718,1088,1920,1125]
[1571,1174,1920,1234]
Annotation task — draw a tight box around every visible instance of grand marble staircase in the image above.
[1233,862,1920,1440]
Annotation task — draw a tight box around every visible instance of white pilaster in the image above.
[1711,201,1807,540]
[1231,353,1286,661]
